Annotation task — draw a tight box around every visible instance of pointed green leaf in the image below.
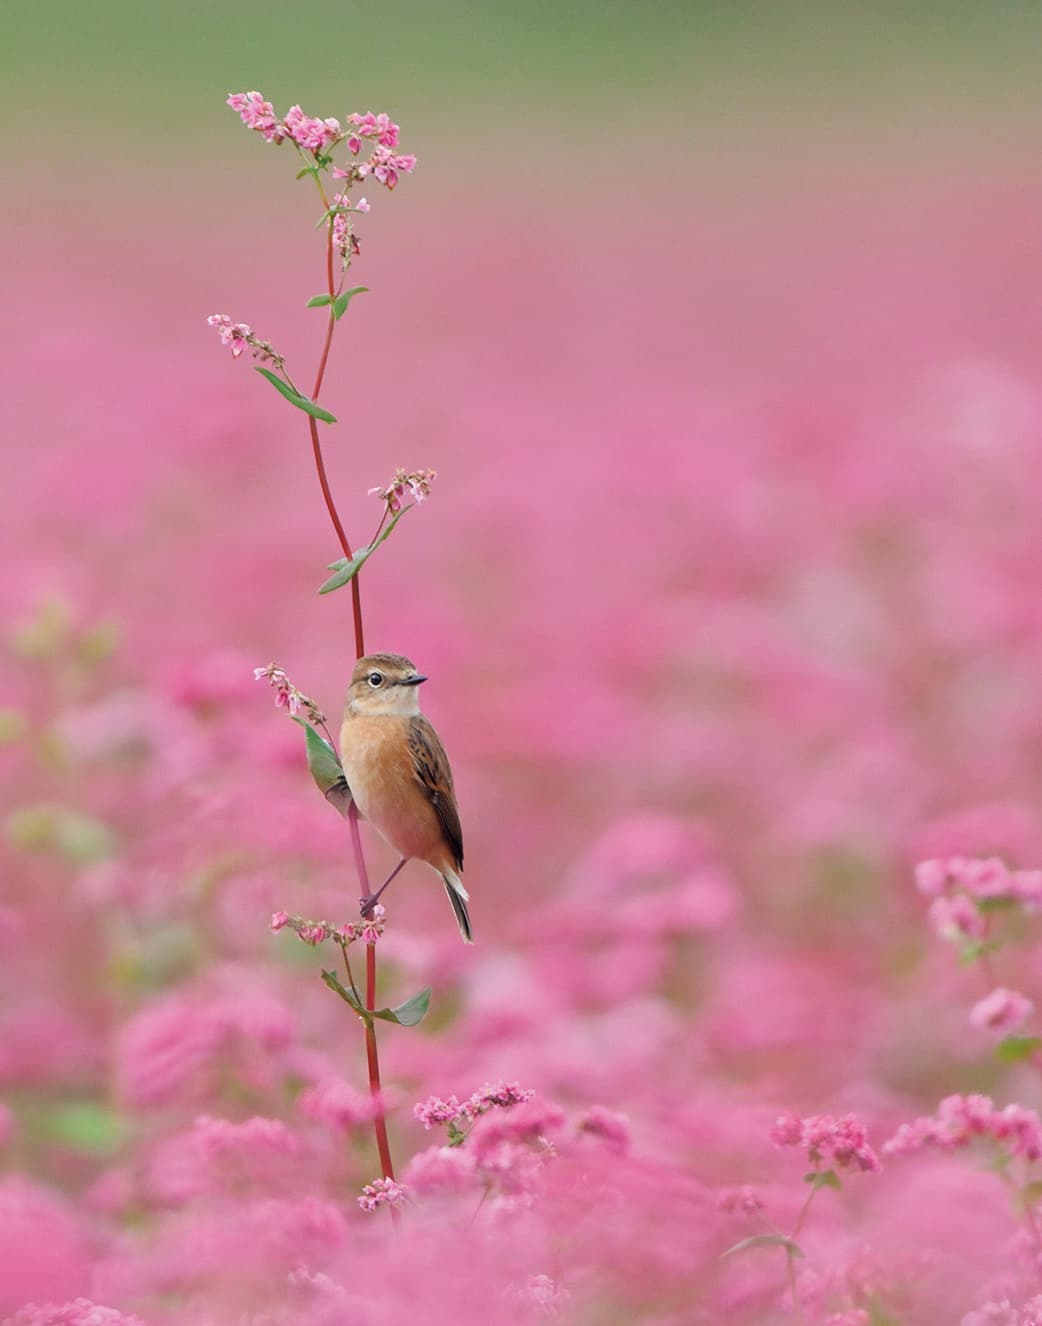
[320,971,431,1029]
[304,723,344,793]
[317,506,410,594]
[722,1234,804,1260]
[802,1169,842,1191]
[322,969,367,1016]
[306,294,333,308]
[254,368,337,424]
[373,987,431,1027]
[332,286,368,321]
[997,1034,1042,1063]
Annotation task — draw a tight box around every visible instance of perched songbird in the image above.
[339,652,471,942]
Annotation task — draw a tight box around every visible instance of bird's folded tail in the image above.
[442,868,473,944]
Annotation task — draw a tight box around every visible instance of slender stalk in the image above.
[301,189,390,1198]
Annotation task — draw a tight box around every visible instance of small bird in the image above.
[339,652,471,943]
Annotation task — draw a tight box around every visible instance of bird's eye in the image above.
[368,672,384,688]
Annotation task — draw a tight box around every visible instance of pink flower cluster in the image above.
[963,1296,1042,1326]
[225,93,416,188]
[357,1176,407,1213]
[969,987,1034,1037]
[345,111,401,151]
[770,1112,881,1173]
[270,906,385,948]
[206,315,282,366]
[414,1081,534,1131]
[916,857,1042,904]
[717,1184,765,1215]
[884,1094,1042,1161]
[368,467,437,514]
[252,663,326,725]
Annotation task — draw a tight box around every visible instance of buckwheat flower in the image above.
[283,105,341,153]
[11,1303,146,1326]
[953,856,1015,899]
[299,1077,379,1132]
[207,313,252,358]
[403,1143,478,1196]
[346,110,401,148]
[576,1105,631,1155]
[361,903,386,945]
[270,910,290,933]
[414,1094,463,1129]
[769,1112,803,1147]
[970,987,1034,1037]
[462,1081,535,1122]
[357,146,417,191]
[915,858,954,897]
[227,90,284,142]
[357,1176,407,1212]
[369,467,437,514]
[717,1184,765,1214]
[771,1112,880,1173]
[297,923,328,947]
[355,196,371,213]
[928,893,986,943]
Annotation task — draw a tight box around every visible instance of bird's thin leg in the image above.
[360,857,407,917]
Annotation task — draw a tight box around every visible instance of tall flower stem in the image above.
[308,217,393,1203]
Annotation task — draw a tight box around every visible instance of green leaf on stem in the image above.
[254,368,337,424]
[332,287,368,321]
[322,969,366,1015]
[320,969,432,1028]
[288,719,343,790]
[958,938,1003,966]
[306,294,333,308]
[997,1034,1042,1062]
[721,1234,805,1260]
[296,166,318,181]
[802,1169,842,1191]
[317,505,410,594]
[374,987,432,1027]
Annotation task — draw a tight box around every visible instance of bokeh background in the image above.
[5,4,1042,1322]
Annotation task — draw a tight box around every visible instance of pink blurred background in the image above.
[4,5,1042,1322]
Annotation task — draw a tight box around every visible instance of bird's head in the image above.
[347,652,427,717]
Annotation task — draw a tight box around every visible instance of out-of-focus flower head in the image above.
[885,1094,1042,1162]
[969,988,1034,1038]
[770,1111,881,1173]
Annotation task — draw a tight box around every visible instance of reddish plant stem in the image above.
[307,214,391,1200]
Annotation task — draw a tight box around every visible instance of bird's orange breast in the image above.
[339,713,444,862]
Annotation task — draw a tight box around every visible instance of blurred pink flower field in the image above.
[6,46,1042,1325]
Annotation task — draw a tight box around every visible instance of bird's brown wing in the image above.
[407,715,463,870]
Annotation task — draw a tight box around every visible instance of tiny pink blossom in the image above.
[970,987,1034,1037]
[283,105,341,153]
[770,1111,880,1173]
[270,910,290,933]
[717,1184,765,1215]
[414,1094,463,1129]
[576,1105,630,1155]
[299,1077,379,1132]
[11,1304,146,1326]
[227,90,284,142]
[207,313,251,358]
[357,1176,407,1212]
[915,858,953,897]
[357,146,417,191]
[928,893,987,944]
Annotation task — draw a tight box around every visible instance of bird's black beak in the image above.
[400,674,427,686]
